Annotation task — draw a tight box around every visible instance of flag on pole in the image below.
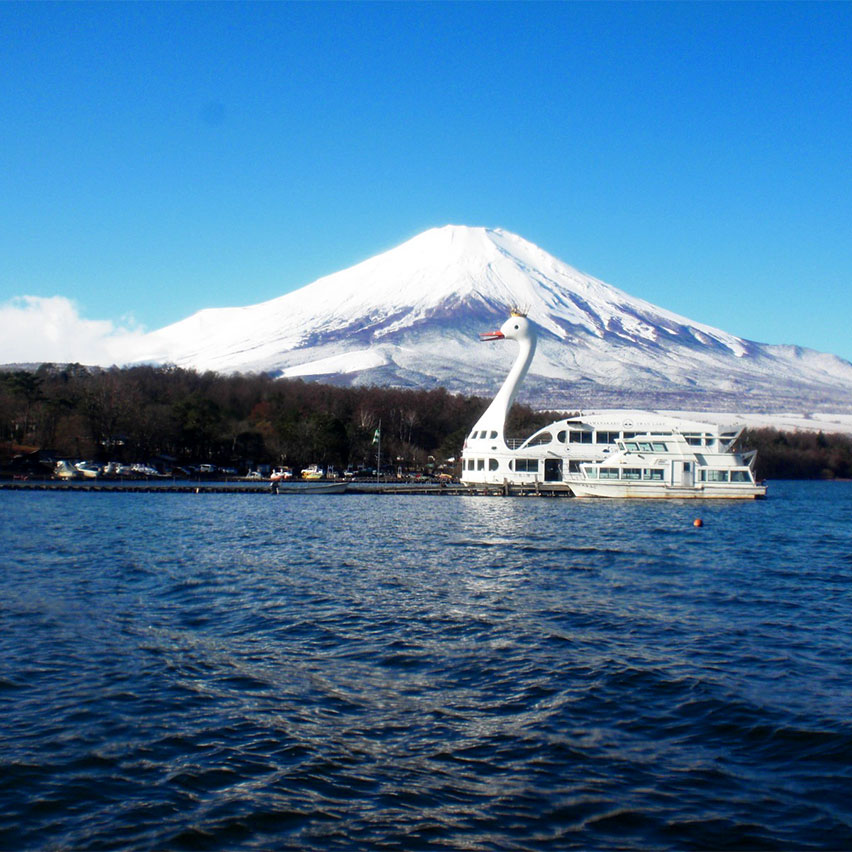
[372,427,381,445]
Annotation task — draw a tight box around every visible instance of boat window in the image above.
[557,430,567,443]
[569,430,593,444]
[622,432,636,439]
[585,467,598,478]
[568,459,590,472]
[489,459,499,471]
[731,470,751,482]
[490,431,498,439]
[515,458,539,473]
[637,442,653,452]
[477,459,485,470]
[652,442,667,452]
[625,441,639,451]
[472,431,480,439]
[527,432,552,446]
[599,467,619,480]
[642,468,664,481]
[623,468,641,480]
[466,459,475,470]
[596,431,619,444]
[706,469,728,482]
[685,434,702,445]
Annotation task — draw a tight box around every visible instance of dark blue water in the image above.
[2,482,852,850]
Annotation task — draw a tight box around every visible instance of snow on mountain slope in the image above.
[130,225,852,412]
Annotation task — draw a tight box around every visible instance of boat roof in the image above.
[543,409,744,434]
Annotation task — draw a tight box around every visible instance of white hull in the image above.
[273,481,347,494]
[569,480,766,499]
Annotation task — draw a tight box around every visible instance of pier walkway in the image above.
[1,480,575,498]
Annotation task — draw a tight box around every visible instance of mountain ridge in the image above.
[128,225,852,412]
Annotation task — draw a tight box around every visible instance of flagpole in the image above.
[376,420,381,484]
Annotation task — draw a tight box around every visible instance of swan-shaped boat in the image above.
[460,311,766,498]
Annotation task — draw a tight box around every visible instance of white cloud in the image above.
[0,296,148,366]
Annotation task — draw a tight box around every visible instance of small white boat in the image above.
[74,461,101,479]
[300,464,324,481]
[54,460,81,480]
[567,432,766,499]
[272,481,347,494]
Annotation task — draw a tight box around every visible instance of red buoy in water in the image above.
[693,518,703,527]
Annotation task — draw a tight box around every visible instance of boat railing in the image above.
[506,438,525,449]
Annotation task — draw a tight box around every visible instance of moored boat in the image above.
[567,431,766,499]
[460,310,766,498]
[273,481,347,494]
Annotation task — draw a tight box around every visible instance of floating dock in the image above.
[0,481,575,497]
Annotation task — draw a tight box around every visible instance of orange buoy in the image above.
[693,518,703,527]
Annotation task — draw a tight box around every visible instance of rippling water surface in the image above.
[2,482,852,850]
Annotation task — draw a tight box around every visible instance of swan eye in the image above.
[514,324,519,330]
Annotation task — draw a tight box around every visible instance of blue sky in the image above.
[2,1,851,364]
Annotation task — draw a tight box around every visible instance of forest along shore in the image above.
[3,365,852,481]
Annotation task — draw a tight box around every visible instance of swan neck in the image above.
[472,334,536,444]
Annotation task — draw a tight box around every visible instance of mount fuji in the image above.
[131,225,852,412]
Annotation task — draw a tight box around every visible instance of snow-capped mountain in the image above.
[131,225,852,411]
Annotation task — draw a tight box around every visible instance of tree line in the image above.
[740,427,852,481]
[0,364,554,475]
[2,365,851,479]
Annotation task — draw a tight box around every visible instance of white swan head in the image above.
[480,312,533,344]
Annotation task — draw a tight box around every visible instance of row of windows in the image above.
[464,458,540,473]
[685,436,718,446]
[526,429,632,446]
[529,429,680,446]
[465,458,500,471]
[563,430,621,444]
[622,441,668,453]
[583,467,752,483]
[479,427,696,448]
[586,467,664,481]
[700,469,753,482]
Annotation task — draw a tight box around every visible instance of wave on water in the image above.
[2,483,852,850]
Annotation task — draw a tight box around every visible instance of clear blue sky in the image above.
[2,1,851,362]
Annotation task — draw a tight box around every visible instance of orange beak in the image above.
[479,330,505,342]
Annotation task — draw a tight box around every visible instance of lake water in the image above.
[2,481,852,850]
